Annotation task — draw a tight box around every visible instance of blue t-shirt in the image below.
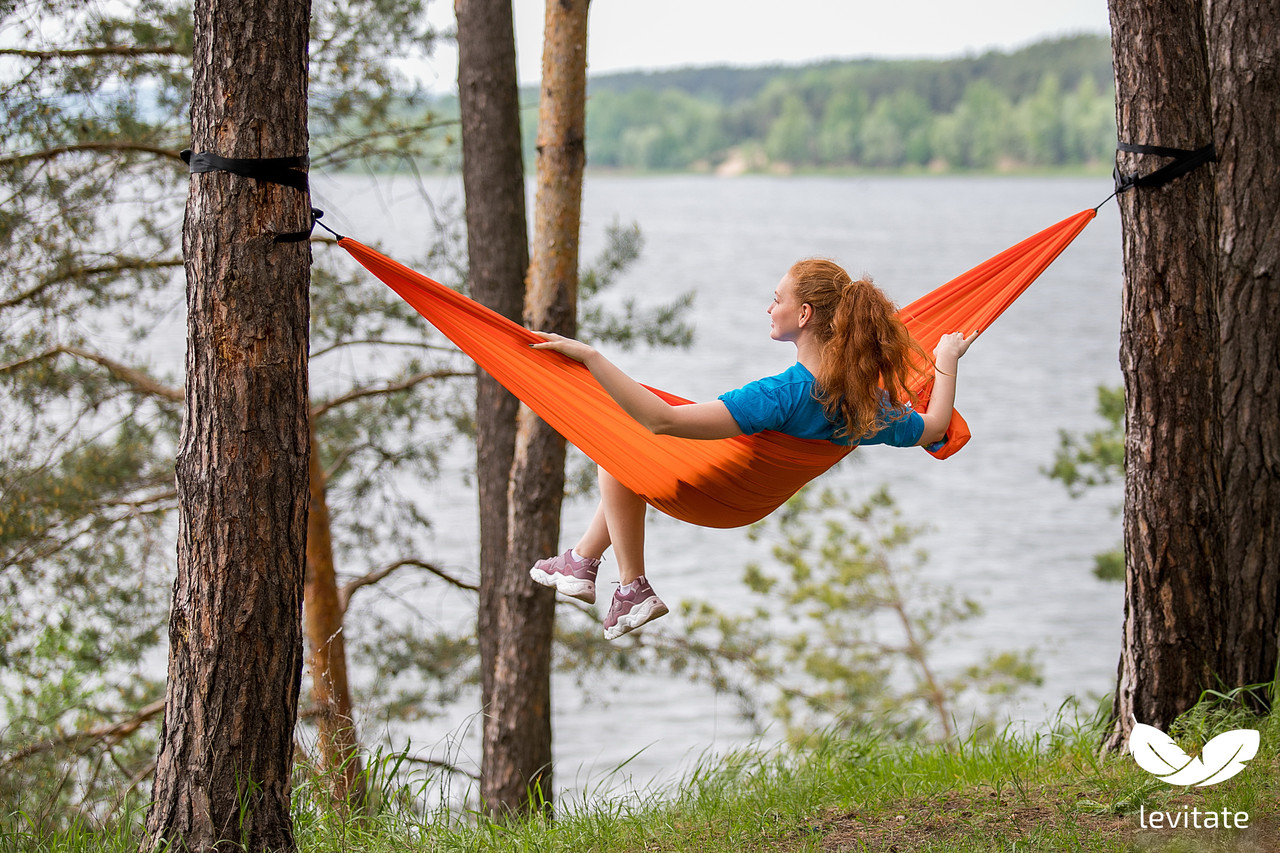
[718,362,924,447]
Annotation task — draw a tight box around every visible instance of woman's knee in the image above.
[598,466,642,504]
[598,465,622,494]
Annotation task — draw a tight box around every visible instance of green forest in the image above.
[564,34,1115,173]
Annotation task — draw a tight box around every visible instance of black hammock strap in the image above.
[180,148,329,243]
[181,149,309,191]
[1113,141,1217,195]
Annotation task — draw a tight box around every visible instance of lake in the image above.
[309,172,1125,804]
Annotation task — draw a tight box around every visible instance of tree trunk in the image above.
[304,431,366,810]
[454,0,530,759]
[1105,0,1226,750]
[1205,0,1280,702]
[144,0,312,848]
[481,0,591,817]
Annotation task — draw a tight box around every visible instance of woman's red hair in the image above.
[788,259,926,442]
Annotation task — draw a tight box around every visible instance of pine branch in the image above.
[3,487,174,571]
[0,46,185,60]
[8,345,457,416]
[0,349,56,376]
[0,142,185,169]
[310,368,469,419]
[340,558,477,612]
[311,118,462,169]
[92,487,178,511]
[0,257,183,312]
[321,442,364,482]
[310,338,459,360]
[57,345,183,403]
[1,699,165,767]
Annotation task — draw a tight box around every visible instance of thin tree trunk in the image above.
[144,0,312,847]
[304,431,366,809]
[483,0,591,817]
[1205,0,1280,702]
[454,0,530,749]
[1104,0,1225,751]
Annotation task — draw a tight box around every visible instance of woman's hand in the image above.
[933,330,978,373]
[530,331,597,364]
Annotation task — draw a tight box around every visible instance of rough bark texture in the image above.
[454,0,530,753]
[304,431,365,809]
[1205,0,1280,699]
[481,0,591,817]
[144,0,312,848]
[1105,0,1225,750]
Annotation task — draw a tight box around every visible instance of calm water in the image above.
[310,172,1125,802]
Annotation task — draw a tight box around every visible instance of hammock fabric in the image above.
[341,208,1096,529]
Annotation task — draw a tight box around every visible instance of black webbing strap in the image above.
[181,149,309,191]
[181,148,320,243]
[1113,141,1217,195]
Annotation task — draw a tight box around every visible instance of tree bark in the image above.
[144,0,312,848]
[304,431,366,810]
[454,0,530,762]
[1204,0,1280,701]
[482,0,591,817]
[1105,0,1226,750]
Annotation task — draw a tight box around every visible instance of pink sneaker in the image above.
[603,577,669,640]
[529,549,601,604]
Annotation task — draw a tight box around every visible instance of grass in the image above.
[5,695,1277,853]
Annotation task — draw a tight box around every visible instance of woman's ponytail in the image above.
[788,259,925,441]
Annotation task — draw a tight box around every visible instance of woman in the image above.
[529,258,975,640]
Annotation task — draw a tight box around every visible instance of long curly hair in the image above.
[788,258,926,441]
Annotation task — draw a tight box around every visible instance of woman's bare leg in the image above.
[599,467,647,585]
[575,466,647,585]
[574,500,610,560]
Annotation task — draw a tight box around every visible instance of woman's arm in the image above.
[916,331,978,446]
[531,332,744,440]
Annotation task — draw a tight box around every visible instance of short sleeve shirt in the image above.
[718,362,924,447]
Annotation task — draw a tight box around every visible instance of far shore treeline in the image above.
[413,34,1115,174]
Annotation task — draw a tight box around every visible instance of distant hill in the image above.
[586,34,1113,112]
[557,34,1116,173]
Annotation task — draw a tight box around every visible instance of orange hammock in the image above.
[341,208,1095,528]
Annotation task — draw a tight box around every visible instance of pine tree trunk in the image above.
[304,431,366,809]
[455,0,530,750]
[1105,0,1226,750]
[481,0,591,816]
[144,0,312,847]
[1205,0,1280,701]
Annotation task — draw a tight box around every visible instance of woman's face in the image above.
[768,272,809,343]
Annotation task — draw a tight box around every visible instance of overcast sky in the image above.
[417,0,1112,90]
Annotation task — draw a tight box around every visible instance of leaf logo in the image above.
[1128,718,1259,786]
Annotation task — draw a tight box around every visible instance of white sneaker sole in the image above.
[603,597,669,641]
[529,566,596,604]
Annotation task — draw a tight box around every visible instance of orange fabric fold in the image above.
[340,207,1094,528]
